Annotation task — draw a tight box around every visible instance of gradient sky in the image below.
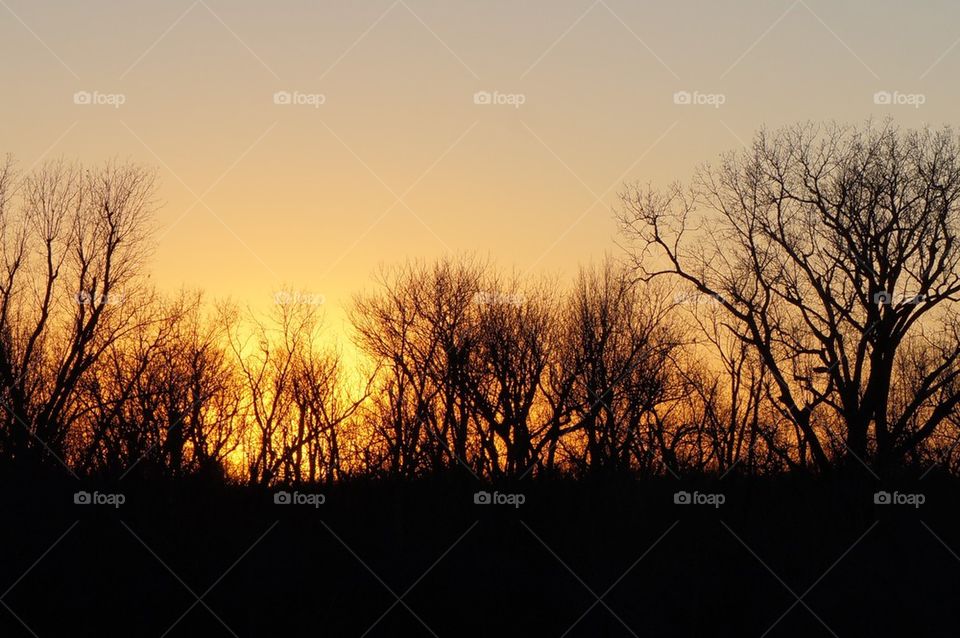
[2,0,958,343]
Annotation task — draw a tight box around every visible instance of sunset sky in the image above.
[3,0,958,343]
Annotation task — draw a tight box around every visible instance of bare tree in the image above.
[229,295,362,486]
[0,158,158,469]
[469,273,556,477]
[668,298,781,474]
[552,259,678,476]
[352,258,486,477]
[620,121,960,474]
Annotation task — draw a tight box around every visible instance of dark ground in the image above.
[0,469,957,637]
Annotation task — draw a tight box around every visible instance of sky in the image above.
[2,0,959,344]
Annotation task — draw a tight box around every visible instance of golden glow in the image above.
[2,0,954,341]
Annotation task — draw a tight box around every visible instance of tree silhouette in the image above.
[2,125,959,482]
[0,157,158,469]
[619,121,960,474]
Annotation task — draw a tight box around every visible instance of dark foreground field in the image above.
[1,471,957,637]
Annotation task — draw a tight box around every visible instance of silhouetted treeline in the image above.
[3,121,960,483]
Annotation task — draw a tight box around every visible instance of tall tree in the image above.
[0,158,157,468]
[619,122,960,474]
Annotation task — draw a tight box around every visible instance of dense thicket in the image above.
[3,122,959,483]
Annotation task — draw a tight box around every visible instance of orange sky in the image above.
[2,0,958,348]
